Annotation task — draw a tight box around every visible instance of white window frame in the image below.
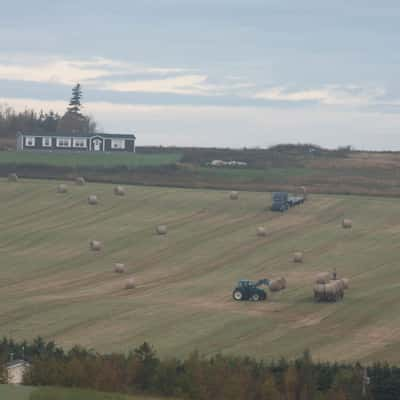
[111,139,125,150]
[56,137,71,148]
[73,138,87,148]
[25,136,35,147]
[42,137,52,147]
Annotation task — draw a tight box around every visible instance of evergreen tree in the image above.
[67,83,83,114]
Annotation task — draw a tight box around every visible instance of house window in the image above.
[111,139,125,149]
[42,137,52,147]
[25,136,35,147]
[73,138,87,148]
[56,137,71,148]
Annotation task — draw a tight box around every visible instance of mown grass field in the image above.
[1,179,400,363]
[0,151,182,168]
[0,385,172,400]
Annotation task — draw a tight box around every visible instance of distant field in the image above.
[2,149,400,196]
[2,179,400,363]
[0,151,182,168]
[0,385,172,400]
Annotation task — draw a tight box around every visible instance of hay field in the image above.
[2,179,400,363]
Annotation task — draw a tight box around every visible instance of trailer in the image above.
[271,189,306,212]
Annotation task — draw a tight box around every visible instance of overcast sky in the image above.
[1,0,400,149]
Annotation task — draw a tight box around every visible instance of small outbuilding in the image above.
[5,359,30,384]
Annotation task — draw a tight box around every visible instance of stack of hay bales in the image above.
[88,195,98,205]
[293,252,303,263]
[313,273,349,302]
[90,240,102,251]
[229,191,239,200]
[75,176,86,186]
[114,185,125,196]
[114,263,126,273]
[342,219,352,229]
[156,225,167,235]
[125,277,135,289]
[57,184,68,193]
[8,173,18,182]
[269,277,287,292]
[256,227,267,237]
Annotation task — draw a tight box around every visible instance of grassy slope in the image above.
[0,151,181,168]
[1,179,400,363]
[0,385,171,400]
[0,385,33,400]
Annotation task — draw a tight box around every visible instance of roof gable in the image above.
[5,359,30,369]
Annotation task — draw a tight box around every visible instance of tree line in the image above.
[1,337,400,399]
[0,84,97,146]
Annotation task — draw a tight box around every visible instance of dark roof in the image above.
[19,131,136,139]
[5,359,30,368]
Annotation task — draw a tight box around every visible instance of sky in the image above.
[1,0,400,149]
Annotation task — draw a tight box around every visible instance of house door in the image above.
[92,139,102,151]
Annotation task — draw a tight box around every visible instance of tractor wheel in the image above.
[260,292,267,301]
[251,293,261,301]
[233,289,244,301]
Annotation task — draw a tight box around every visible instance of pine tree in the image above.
[67,83,83,114]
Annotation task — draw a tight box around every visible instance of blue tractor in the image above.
[232,279,270,301]
[271,192,289,212]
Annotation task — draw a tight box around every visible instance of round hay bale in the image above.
[75,176,86,186]
[88,195,98,205]
[57,184,68,193]
[269,277,287,292]
[114,185,125,196]
[293,252,303,263]
[332,279,345,291]
[114,263,126,273]
[324,281,344,301]
[256,226,267,237]
[277,276,287,289]
[269,279,282,292]
[342,219,352,229]
[156,225,167,235]
[341,278,350,289]
[8,173,18,182]
[315,272,331,284]
[90,240,102,251]
[314,283,325,297]
[229,191,239,200]
[125,277,135,290]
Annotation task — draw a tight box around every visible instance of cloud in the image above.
[0,56,193,87]
[0,55,256,98]
[0,55,393,111]
[254,85,386,107]
[102,74,212,95]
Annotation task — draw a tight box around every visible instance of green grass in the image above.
[0,385,172,400]
[0,151,182,168]
[29,387,172,400]
[2,179,400,363]
[0,385,33,400]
